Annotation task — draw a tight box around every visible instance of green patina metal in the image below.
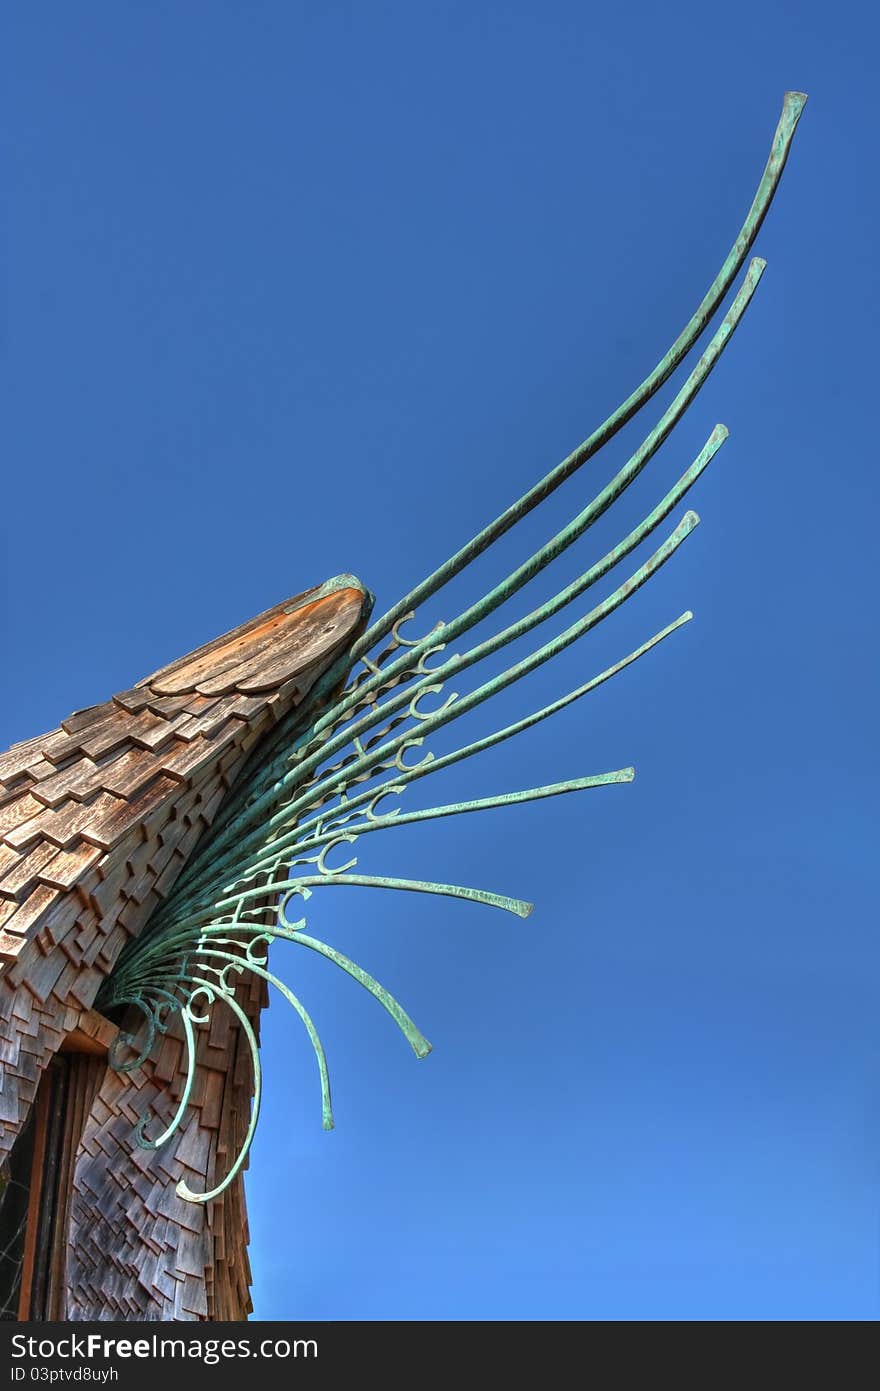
[96,92,807,1202]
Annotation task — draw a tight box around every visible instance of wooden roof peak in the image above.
[0,575,370,971]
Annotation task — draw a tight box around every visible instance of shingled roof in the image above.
[0,576,369,1319]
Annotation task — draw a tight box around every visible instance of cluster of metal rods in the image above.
[97,93,806,1202]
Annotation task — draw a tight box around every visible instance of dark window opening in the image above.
[0,1051,105,1320]
[0,1104,36,1320]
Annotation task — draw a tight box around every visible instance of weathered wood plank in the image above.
[79,778,179,851]
[37,842,104,892]
[0,742,51,781]
[156,737,229,783]
[97,747,166,799]
[0,841,59,900]
[0,882,60,938]
[61,703,116,735]
[111,688,156,715]
[28,758,103,809]
[196,590,363,696]
[0,792,50,838]
[6,794,116,852]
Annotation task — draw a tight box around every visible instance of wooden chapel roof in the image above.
[0,575,369,971]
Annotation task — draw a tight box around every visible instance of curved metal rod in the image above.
[193,949,334,1132]
[173,93,806,873]
[94,95,808,1210]
[249,512,699,850]
[263,422,725,810]
[316,836,359,877]
[279,930,432,1060]
[199,252,756,862]
[352,93,805,656]
[106,989,179,1072]
[276,875,534,920]
[166,380,716,913]
[168,510,698,927]
[157,531,692,912]
[317,331,732,746]
[175,983,263,1205]
[105,924,305,992]
[107,995,158,1072]
[135,1001,199,1150]
[154,866,535,941]
[287,770,634,857]
[216,606,689,879]
[390,616,689,796]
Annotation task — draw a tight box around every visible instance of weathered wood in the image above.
[28,758,103,809]
[97,747,166,799]
[38,843,103,892]
[0,841,59,900]
[7,798,110,853]
[110,689,155,715]
[61,704,118,735]
[78,713,138,761]
[0,577,370,1320]
[79,781,177,852]
[148,610,300,696]
[0,743,51,782]
[197,590,364,696]
[3,883,61,939]
[0,793,50,837]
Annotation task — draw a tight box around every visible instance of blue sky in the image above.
[3,3,877,1320]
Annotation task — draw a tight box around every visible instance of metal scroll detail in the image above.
[96,92,807,1203]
